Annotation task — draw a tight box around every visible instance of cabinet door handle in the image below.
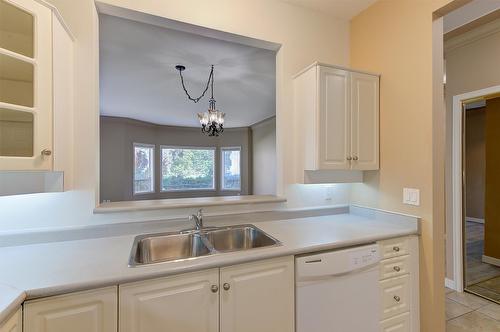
[394,295,401,302]
[352,156,358,161]
[211,285,219,293]
[347,156,352,161]
[393,246,400,252]
[41,149,52,156]
[223,283,230,291]
[393,266,401,272]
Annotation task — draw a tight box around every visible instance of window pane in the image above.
[0,0,34,57]
[222,149,241,190]
[162,148,214,191]
[134,145,154,194]
[0,53,34,107]
[0,108,33,156]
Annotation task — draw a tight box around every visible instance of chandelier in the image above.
[175,64,225,136]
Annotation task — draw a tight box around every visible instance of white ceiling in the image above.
[444,0,500,34]
[99,14,276,128]
[284,0,377,20]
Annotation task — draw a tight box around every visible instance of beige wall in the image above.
[465,107,485,220]
[350,0,454,330]
[444,20,500,280]
[100,116,253,201]
[0,0,351,232]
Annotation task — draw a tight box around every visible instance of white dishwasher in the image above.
[296,243,381,332]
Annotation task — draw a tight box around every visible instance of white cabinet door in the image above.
[23,287,117,332]
[0,0,53,170]
[350,71,379,170]
[318,66,350,170]
[0,308,21,332]
[220,256,294,332]
[120,269,219,332]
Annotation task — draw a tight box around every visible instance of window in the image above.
[161,147,215,191]
[221,147,241,191]
[133,143,155,194]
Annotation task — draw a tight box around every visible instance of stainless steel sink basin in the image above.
[130,233,211,265]
[204,225,279,252]
[129,225,280,266]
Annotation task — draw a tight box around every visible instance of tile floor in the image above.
[465,221,500,288]
[446,287,500,331]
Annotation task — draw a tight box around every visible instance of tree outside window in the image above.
[161,147,215,191]
[133,143,154,194]
[221,147,241,191]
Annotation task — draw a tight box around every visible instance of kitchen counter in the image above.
[0,205,419,323]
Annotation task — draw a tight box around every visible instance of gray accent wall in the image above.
[100,116,252,202]
[251,117,276,195]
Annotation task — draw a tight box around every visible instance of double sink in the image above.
[129,224,281,266]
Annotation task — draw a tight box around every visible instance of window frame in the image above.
[132,142,156,195]
[160,145,216,193]
[220,146,242,192]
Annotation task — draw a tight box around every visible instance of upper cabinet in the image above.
[0,0,74,190]
[294,63,379,182]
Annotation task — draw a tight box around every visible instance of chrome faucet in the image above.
[189,209,204,230]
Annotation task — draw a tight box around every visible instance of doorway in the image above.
[452,88,500,303]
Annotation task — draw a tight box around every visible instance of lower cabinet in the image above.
[119,269,219,332]
[23,287,117,332]
[378,236,419,332]
[220,256,294,332]
[15,244,420,332]
[380,312,410,332]
[0,308,22,332]
[119,256,294,332]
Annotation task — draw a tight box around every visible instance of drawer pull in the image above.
[394,295,401,302]
[393,266,401,272]
[211,285,219,293]
[223,283,231,291]
[393,246,400,252]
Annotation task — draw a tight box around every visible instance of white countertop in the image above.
[0,207,419,323]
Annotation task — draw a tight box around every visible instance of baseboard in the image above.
[482,255,500,267]
[466,217,484,224]
[445,278,456,290]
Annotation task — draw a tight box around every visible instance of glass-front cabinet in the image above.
[0,0,53,170]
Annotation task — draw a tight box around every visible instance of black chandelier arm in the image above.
[177,65,214,104]
[201,122,224,137]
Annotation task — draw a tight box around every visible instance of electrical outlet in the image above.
[403,188,420,206]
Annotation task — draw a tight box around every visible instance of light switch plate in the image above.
[403,188,420,206]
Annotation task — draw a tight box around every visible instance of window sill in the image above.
[93,195,287,214]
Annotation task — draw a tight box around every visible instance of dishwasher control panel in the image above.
[349,246,379,270]
[296,244,381,279]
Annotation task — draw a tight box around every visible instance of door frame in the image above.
[451,84,500,292]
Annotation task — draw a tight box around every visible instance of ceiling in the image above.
[99,14,276,128]
[283,0,377,20]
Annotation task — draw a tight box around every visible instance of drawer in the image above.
[380,255,411,280]
[379,237,409,259]
[380,274,410,320]
[380,312,410,332]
